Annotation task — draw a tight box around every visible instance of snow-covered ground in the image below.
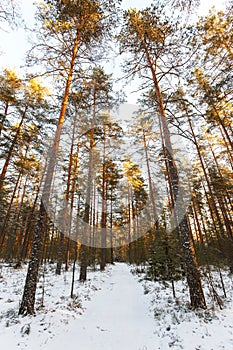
[0,262,233,349]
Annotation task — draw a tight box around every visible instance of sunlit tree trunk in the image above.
[142,127,159,230]
[19,33,80,315]
[147,57,205,308]
[100,123,107,271]
[0,173,21,250]
[79,86,96,282]
[0,105,28,192]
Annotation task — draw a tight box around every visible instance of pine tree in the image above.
[118,5,206,308]
[19,0,121,315]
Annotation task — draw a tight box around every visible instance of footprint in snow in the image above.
[96,326,108,332]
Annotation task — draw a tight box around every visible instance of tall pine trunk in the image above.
[142,127,159,230]
[79,86,96,281]
[19,33,80,315]
[145,50,206,308]
[100,123,107,271]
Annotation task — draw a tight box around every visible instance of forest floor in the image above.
[0,262,233,349]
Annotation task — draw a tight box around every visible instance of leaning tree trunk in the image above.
[17,163,45,262]
[183,103,233,269]
[19,33,80,316]
[144,46,206,308]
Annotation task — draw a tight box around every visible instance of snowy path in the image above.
[50,263,158,350]
[2,263,233,350]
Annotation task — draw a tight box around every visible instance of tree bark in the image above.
[100,123,107,271]
[79,87,96,281]
[0,105,28,192]
[19,32,80,315]
[144,48,206,308]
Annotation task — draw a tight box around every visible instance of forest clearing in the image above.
[0,0,232,348]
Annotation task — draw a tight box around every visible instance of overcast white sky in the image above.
[0,0,226,103]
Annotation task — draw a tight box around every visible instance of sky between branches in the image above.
[0,0,226,104]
